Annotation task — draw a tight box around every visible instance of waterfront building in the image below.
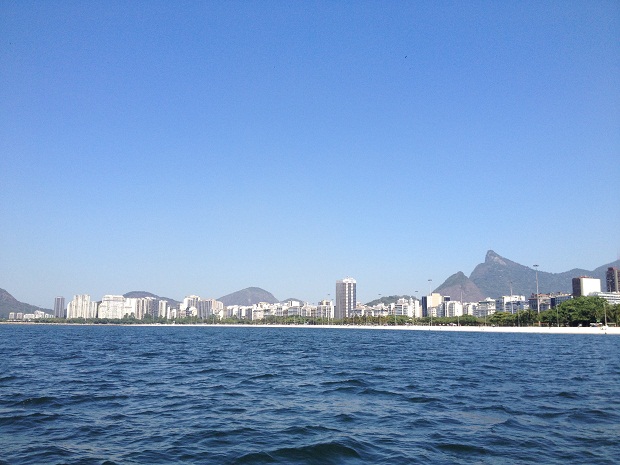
[66,294,97,319]
[158,300,169,318]
[390,298,417,317]
[124,298,137,318]
[335,278,356,320]
[550,293,572,308]
[183,295,200,310]
[528,294,551,312]
[135,297,157,319]
[607,267,620,293]
[475,298,496,317]
[572,276,601,297]
[98,295,126,319]
[54,296,66,318]
[442,300,463,317]
[8,312,15,320]
[590,292,620,305]
[316,300,334,319]
[462,302,477,316]
[495,295,526,314]
[422,293,443,317]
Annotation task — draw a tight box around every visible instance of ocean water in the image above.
[0,325,618,465]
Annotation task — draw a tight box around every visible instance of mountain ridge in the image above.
[0,288,51,319]
[435,250,619,301]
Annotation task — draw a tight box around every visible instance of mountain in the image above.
[434,250,620,301]
[218,287,278,306]
[366,295,417,306]
[123,291,181,308]
[434,272,485,303]
[0,288,50,319]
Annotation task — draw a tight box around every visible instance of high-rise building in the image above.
[54,296,66,318]
[66,294,98,319]
[422,293,444,317]
[98,295,126,319]
[335,278,356,320]
[606,267,620,293]
[572,276,601,297]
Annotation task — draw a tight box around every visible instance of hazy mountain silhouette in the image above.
[0,288,50,319]
[123,291,181,309]
[435,250,619,301]
[218,287,278,306]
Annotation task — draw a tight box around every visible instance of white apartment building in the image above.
[197,298,223,319]
[443,300,463,317]
[495,295,527,313]
[66,294,98,319]
[475,298,496,317]
[98,295,126,319]
[158,300,169,318]
[390,298,418,318]
[316,300,334,319]
[572,277,602,297]
[135,297,157,319]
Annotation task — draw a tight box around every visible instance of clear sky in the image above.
[1,1,619,307]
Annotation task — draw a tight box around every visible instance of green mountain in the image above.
[365,295,416,307]
[0,288,50,319]
[218,287,279,306]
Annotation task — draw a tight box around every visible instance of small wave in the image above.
[279,424,338,436]
[233,441,363,464]
[321,379,369,388]
[0,412,61,427]
[359,387,400,398]
[569,409,616,423]
[436,442,489,455]
[248,373,277,380]
[12,396,60,407]
[406,395,440,404]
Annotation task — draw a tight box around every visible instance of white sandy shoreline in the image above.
[3,321,618,335]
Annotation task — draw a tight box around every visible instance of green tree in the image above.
[555,296,607,326]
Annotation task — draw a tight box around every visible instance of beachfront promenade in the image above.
[142,323,620,335]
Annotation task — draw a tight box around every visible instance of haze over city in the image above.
[1,2,618,307]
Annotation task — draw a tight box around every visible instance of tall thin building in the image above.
[335,278,356,320]
[54,296,66,318]
[606,267,620,293]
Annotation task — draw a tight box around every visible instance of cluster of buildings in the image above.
[7,268,620,323]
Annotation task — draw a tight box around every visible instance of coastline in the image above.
[2,321,618,335]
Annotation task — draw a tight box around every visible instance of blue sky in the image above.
[1,1,619,307]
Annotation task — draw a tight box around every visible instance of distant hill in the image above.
[366,295,416,306]
[0,288,50,319]
[123,291,181,308]
[218,287,278,306]
[434,250,620,301]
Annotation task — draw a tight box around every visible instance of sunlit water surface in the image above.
[1,325,618,464]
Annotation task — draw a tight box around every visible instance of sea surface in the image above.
[0,325,619,465]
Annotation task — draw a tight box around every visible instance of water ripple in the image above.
[0,326,618,465]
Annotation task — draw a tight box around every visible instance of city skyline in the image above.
[1,2,618,307]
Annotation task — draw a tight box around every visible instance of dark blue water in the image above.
[1,325,618,464]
